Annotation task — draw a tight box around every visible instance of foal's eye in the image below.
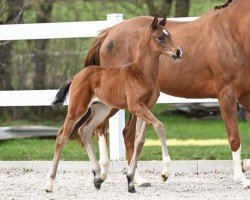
[157,35,165,41]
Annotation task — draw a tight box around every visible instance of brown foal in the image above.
[45,16,181,193]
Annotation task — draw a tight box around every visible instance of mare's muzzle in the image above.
[172,47,183,60]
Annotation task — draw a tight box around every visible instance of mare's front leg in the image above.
[219,85,250,188]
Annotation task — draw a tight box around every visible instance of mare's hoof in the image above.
[128,185,136,193]
[161,174,169,182]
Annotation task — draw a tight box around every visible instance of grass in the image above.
[0,0,246,161]
[0,104,249,161]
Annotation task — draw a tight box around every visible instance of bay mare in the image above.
[83,0,250,188]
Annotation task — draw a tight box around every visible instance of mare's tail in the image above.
[84,27,112,67]
[51,80,72,109]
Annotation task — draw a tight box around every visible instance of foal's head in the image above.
[147,16,183,60]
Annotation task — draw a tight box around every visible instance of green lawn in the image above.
[0,104,249,161]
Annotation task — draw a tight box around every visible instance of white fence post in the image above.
[106,13,126,160]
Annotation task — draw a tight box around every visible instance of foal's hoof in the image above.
[92,170,104,190]
[94,178,104,190]
[161,174,169,182]
[138,182,151,187]
[128,185,136,193]
[45,181,53,193]
[134,174,151,187]
[45,189,52,193]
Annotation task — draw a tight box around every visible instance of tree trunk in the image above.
[0,0,25,118]
[32,1,53,90]
[146,0,174,16]
[30,1,53,117]
[0,0,24,91]
[175,0,190,17]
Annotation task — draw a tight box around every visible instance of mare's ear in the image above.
[150,15,158,30]
[159,14,167,27]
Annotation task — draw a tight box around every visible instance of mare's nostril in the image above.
[176,49,181,58]
[176,48,183,59]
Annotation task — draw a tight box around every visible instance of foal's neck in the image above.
[132,39,161,81]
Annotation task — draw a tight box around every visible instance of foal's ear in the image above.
[150,15,158,30]
[159,14,167,27]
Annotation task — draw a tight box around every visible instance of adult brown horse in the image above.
[83,0,250,188]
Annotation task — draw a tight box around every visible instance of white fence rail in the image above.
[0,14,217,160]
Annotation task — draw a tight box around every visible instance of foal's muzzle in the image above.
[172,47,183,60]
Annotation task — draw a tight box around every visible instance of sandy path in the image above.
[1,168,250,200]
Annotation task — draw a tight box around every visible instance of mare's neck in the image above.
[132,40,160,81]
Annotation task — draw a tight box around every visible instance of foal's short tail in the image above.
[52,80,72,109]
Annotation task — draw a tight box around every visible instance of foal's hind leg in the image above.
[45,98,92,192]
[45,127,66,192]
[79,103,112,189]
[45,111,89,192]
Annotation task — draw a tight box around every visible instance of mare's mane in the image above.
[214,0,234,9]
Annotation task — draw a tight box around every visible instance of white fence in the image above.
[0,14,217,160]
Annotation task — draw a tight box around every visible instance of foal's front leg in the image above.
[133,105,171,181]
[126,117,147,193]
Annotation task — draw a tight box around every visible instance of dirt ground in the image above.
[1,168,250,200]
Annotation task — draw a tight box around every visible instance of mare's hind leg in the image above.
[79,103,112,189]
[218,85,250,188]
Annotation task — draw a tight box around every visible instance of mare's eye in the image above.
[157,35,165,41]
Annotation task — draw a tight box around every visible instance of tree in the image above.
[175,0,190,17]
[144,0,190,17]
[146,0,174,16]
[0,0,27,91]
[24,0,54,117]
[30,0,54,90]
[0,0,28,118]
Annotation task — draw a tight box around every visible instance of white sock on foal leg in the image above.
[232,146,250,188]
[98,134,110,180]
[45,169,54,192]
[161,155,171,181]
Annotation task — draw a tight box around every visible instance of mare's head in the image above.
[148,16,183,60]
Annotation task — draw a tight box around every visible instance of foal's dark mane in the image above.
[214,0,234,9]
